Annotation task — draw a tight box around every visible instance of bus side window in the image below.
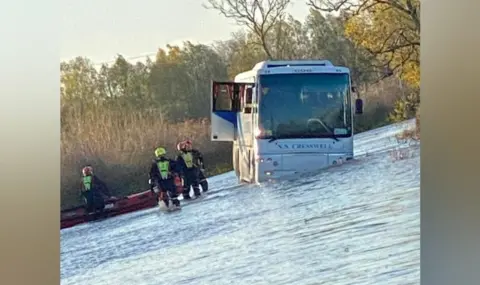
[243,87,253,114]
[214,84,233,111]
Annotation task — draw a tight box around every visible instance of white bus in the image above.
[210,60,364,183]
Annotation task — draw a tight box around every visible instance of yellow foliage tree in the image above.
[308,0,420,124]
[156,44,183,64]
[308,0,419,88]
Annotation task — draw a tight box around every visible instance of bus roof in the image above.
[252,60,335,70]
[234,60,348,82]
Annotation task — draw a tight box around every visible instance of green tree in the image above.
[60,57,102,103]
[213,30,268,78]
[304,9,378,85]
[181,42,229,118]
[149,45,192,120]
[266,14,311,59]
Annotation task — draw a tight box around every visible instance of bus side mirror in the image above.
[352,86,357,93]
[355,98,363,114]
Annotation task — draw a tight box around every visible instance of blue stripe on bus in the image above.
[214,111,238,128]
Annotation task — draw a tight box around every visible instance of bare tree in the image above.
[203,0,292,59]
[307,0,420,32]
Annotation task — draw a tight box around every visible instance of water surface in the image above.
[61,120,420,285]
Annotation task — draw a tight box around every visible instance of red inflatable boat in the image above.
[60,190,158,229]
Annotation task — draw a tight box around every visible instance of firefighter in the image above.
[149,147,181,208]
[184,140,208,192]
[80,166,110,213]
[176,140,202,199]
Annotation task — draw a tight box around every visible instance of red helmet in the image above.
[82,166,93,176]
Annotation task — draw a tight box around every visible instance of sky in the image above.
[61,0,313,65]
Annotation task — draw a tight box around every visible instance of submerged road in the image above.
[61,119,419,285]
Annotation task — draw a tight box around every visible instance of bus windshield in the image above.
[258,73,352,140]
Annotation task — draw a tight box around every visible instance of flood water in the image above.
[61,119,420,285]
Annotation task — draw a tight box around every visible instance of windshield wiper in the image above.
[320,123,340,141]
[317,130,340,141]
[329,133,340,141]
[306,118,340,141]
[268,136,279,143]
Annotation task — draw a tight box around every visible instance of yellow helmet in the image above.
[154,147,166,157]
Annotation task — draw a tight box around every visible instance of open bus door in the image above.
[211,81,247,141]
